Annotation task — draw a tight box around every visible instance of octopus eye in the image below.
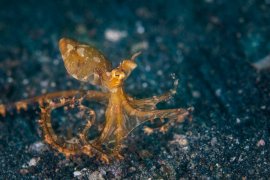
[112,70,125,80]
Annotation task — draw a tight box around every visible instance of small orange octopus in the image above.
[0,38,193,163]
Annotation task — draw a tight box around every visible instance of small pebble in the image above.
[88,171,104,180]
[215,89,221,97]
[73,171,82,177]
[192,91,201,98]
[128,166,136,173]
[136,21,145,34]
[28,157,40,167]
[170,134,188,147]
[29,141,47,153]
[142,82,148,88]
[22,79,29,85]
[211,137,218,146]
[257,139,265,147]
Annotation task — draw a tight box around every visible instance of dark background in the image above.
[0,0,270,178]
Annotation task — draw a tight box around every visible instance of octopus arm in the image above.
[121,98,192,137]
[39,93,110,159]
[127,79,179,110]
[0,90,109,115]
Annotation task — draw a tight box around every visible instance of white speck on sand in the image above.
[28,157,40,167]
[136,21,145,34]
[257,139,265,147]
[105,29,127,42]
[215,89,221,97]
[29,141,47,153]
[142,82,148,88]
[170,134,189,147]
[73,171,82,177]
[192,91,201,98]
[253,54,270,71]
[89,171,105,180]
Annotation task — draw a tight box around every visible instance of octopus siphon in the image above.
[0,38,193,163]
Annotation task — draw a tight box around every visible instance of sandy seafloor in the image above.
[0,0,270,179]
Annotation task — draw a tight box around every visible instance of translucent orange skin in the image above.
[0,38,193,163]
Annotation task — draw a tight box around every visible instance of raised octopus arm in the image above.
[127,79,179,110]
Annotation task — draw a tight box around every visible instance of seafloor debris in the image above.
[252,54,270,71]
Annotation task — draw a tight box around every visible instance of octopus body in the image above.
[0,38,193,163]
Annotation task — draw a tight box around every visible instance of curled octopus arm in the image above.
[39,99,109,162]
[38,91,111,162]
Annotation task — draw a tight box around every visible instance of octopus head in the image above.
[102,52,141,90]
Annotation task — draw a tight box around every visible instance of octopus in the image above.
[0,38,193,163]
